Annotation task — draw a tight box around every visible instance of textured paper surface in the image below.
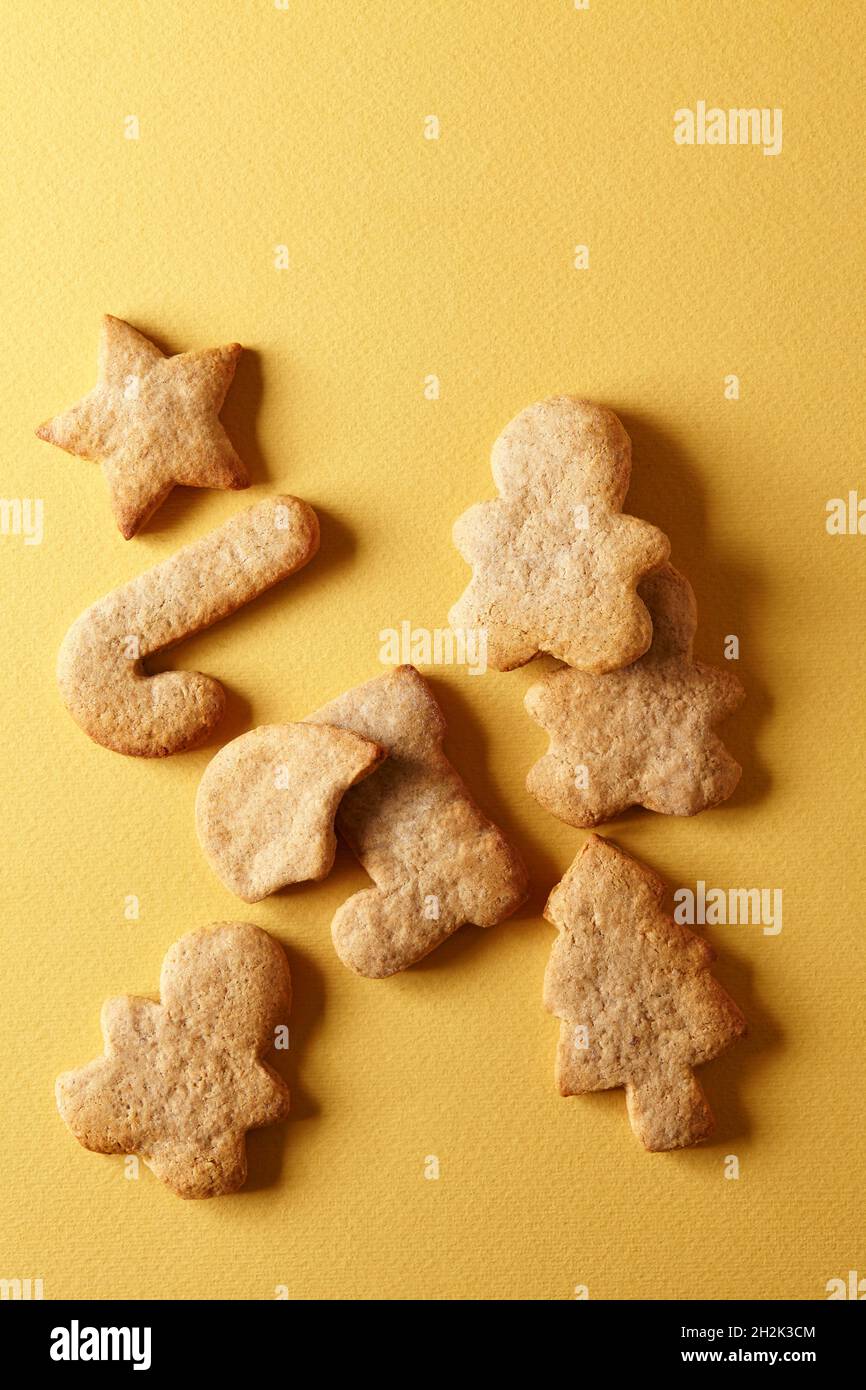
[0,0,863,1300]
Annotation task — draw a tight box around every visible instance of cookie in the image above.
[57,495,319,757]
[56,922,291,1198]
[525,563,745,825]
[196,724,387,901]
[305,665,529,977]
[36,315,249,538]
[543,835,746,1151]
[449,397,670,671]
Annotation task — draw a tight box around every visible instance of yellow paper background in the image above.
[1,0,864,1301]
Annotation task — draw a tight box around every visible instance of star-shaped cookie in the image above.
[525,563,745,824]
[36,315,249,537]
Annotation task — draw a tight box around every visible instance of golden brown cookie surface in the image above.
[306,665,529,977]
[37,316,249,538]
[543,835,746,1151]
[57,495,319,757]
[449,397,670,672]
[526,564,745,825]
[196,723,386,902]
[56,922,291,1198]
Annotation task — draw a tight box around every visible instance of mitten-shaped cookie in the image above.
[56,923,291,1197]
[544,835,746,1151]
[450,397,669,671]
[526,563,744,825]
[37,315,248,538]
[306,665,529,977]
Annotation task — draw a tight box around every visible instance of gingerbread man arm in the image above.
[55,996,160,1155]
[56,924,292,1198]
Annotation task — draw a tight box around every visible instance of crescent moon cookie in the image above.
[37,315,249,538]
[449,397,670,672]
[196,724,387,902]
[56,922,292,1198]
[525,564,745,826]
[57,495,319,757]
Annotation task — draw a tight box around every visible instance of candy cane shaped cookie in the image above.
[57,496,319,756]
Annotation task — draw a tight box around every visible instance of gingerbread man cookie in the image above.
[449,397,670,671]
[56,922,292,1198]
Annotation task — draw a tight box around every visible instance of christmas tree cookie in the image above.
[544,835,746,1150]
